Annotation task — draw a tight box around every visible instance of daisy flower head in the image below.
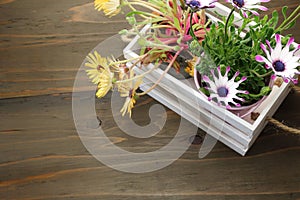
[202,66,249,109]
[85,51,109,84]
[255,34,300,84]
[225,0,270,18]
[94,0,121,17]
[118,70,143,117]
[85,51,114,98]
[96,67,114,98]
[186,0,218,11]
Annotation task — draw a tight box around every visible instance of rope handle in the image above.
[266,85,300,135]
[267,117,300,135]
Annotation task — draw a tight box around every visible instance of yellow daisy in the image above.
[85,51,108,84]
[185,56,199,77]
[85,51,114,98]
[103,0,121,17]
[94,0,109,11]
[118,70,143,116]
[96,68,114,98]
[94,0,121,17]
[120,95,136,117]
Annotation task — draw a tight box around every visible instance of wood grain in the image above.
[0,92,300,199]
[0,0,299,99]
[0,0,129,99]
[0,0,300,199]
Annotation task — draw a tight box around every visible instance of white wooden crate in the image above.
[123,3,293,155]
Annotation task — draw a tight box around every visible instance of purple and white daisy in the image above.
[202,66,249,109]
[186,0,218,10]
[255,34,300,84]
[226,0,270,18]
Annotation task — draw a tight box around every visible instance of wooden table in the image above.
[0,0,299,199]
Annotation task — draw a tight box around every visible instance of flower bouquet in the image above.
[85,0,300,154]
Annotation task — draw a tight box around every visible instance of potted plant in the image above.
[84,0,300,155]
[190,1,299,117]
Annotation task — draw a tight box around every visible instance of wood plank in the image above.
[0,0,129,98]
[0,0,300,199]
[0,91,299,199]
[0,0,299,98]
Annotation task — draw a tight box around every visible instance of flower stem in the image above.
[115,62,157,84]
[251,69,273,78]
[225,7,235,40]
[123,0,149,19]
[281,12,300,31]
[129,2,164,16]
[189,11,202,47]
[137,47,184,96]
[276,5,300,32]
[108,55,145,67]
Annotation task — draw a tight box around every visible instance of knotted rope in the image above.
[267,85,300,135]
[267,117,300,135]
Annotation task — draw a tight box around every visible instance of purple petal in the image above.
[255,55,265,62]
[225,66,230,76]
[266,40,273,52]
[241,76,247,81]
[271,74,277,80]
[257,6,268,11]
[250,10,259,16]
[265,64,271,69]
[242,11,248,18]
[233,71,240,79]
[202,75,210,82]
[275,34,281,44]
[226,66,230,72]
[287,37,294,47]
[283,77,289,83]
[260,43,268,54]
[292,79,298,84]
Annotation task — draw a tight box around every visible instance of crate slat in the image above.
[122,3,295,155]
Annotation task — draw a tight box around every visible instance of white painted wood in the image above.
[135,66,251,147]
[122,3,295,155]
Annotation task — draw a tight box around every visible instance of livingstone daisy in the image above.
[255,34,300,84]
[96,67,114,98]
[118,71,143,116]
[85,51,108,84]
[94,0,120,17]
[202,66,248,109]
[85,51,114,98]
[226,0,269,18]
[185,56,199,76]
[186,0,218,11]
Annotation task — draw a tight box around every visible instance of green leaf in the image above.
[282,6,288,20]
[199,87,210,96]
[262,15,268,24]
[260,86,271,95]
[265,27,275,38]
[137,38,146,46]
[271,10,279,27]
[253,15,260,23]
[284,20,296,30]
[173,17,181,31]
[228,11,235,25]
[126,11,145,17]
